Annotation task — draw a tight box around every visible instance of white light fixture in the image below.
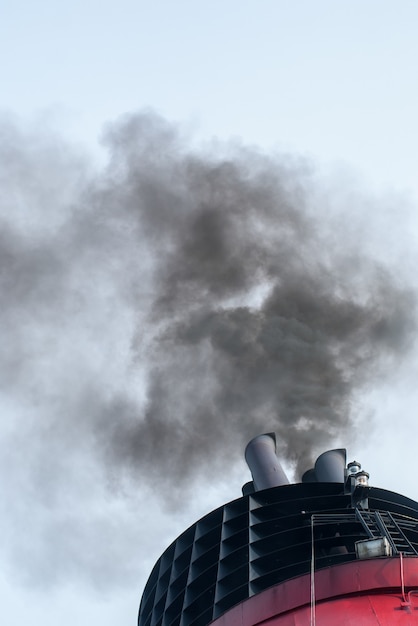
[355,536,392,560]
[355,471,370,486]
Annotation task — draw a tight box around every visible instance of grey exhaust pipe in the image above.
[245,433,289,491]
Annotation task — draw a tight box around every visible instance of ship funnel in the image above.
[314,448,347,483]
[301,468,317,483]
[245,433,289,491]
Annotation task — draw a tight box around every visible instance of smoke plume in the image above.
[0,111,416,585]
[97,113,416,479]
[2,111,416,479]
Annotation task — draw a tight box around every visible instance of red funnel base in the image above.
[210,557,418,625]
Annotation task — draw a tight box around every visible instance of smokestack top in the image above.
[314,448,347,483]
[245,434,369,490]
[244,433,289,491]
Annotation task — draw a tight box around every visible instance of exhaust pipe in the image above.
[314,448,346,483]
[245,433,289,491]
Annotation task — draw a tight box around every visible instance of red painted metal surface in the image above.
[264,594,418,625]
[210,557,418,626]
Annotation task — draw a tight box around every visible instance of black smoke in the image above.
[97,113,416,480]
[0,112,416,584]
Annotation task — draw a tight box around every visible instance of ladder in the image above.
[356,509,418,555]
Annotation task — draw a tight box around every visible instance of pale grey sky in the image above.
[2,0,418,192]
[1,2,418,625]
